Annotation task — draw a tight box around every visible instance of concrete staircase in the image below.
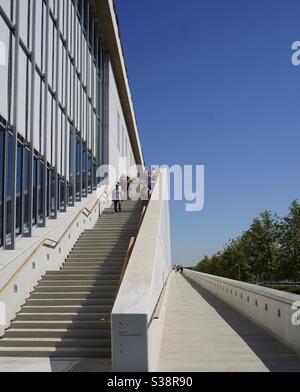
[0,200,142,358]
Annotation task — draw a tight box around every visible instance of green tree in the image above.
[240,211,280,282]
[277,200,300,282]
[193,210,280,283]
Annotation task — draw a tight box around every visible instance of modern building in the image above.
[0,0,299,374]
[0,0,171,371]
[0,0,144,251]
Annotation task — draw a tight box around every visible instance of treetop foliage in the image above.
[194,200,300,283]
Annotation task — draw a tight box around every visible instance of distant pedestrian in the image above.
[148,171,152,199]
[127,176,133,200]
[120,175,127,199]
[112,183,123,213]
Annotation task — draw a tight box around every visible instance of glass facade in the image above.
[0,127,4,248]
[0,0,106,250]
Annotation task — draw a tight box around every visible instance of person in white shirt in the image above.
[112,183,123,213]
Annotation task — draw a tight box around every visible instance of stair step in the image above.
[61,265,122,270]
[89,227,138,230]
[66,257,125,262]
[86,222,138,224]
[70,250,127,255]
[15,313,110,322]
[0,338,111,348]
[10,320,111,329]
[50,269,121,275]
[0,199,143,360]
[69,252,127,256]
[85,227,138,230]
[63,261,123,265]
[25,299,114,306]
[79,234,135,237]
[81,229,136,233]
[73,244,129,248]
[21,305,113,313]
[30,293,115,299]
[37,280,119,286]
[63,261,122,265]
[4,328,110,339]
[59,269,121,273]
[74,242,129,247]
[72,247,128,251]
[66,257,126,261]
[42,274,119,280]
[0,346,111,358]
[34,286,116,293]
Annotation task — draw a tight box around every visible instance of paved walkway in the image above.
[157,274,300,372]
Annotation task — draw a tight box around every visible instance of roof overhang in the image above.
[92,0,144,166]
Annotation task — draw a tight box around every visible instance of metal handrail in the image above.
[0,183,116,294]
[118,236,136,287]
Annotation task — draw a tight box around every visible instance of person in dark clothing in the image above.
[127,176,132,200]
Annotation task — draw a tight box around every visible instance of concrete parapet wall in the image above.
[184,270,300,354]
[111,170,172,371]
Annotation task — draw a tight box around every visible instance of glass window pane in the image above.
[76,136,81,201]
[60,177,65,211]
[19,0,29,47]
[37,160,44,224]
[88,154,92,193]
[49,167,56,217]
[82,142,87,196]
[0,0,13,21]
[68,127,74,204]
[15,142,22,236]
[5,133,13,246]
[32,157,37,226]
[0,16,11,121]
[23,147,30,234]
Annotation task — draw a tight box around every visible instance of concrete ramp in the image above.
[157,274,300,372]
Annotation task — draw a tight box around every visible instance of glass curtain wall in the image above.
[0,0,103,250]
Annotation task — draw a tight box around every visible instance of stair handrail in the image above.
[118,236,136,288]
[0,182,117,294]
[43,184,116,250]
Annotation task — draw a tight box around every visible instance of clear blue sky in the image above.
[115,0,300,267]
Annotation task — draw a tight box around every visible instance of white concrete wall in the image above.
[108,60,137,181]
[106,0,144,165]
[0,185,113,336]
[184,270,300,354]
[111,170,172,372]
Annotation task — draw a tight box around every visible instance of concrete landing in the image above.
[157,274,300,372]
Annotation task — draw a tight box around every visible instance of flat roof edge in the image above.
[94,0,144,166]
